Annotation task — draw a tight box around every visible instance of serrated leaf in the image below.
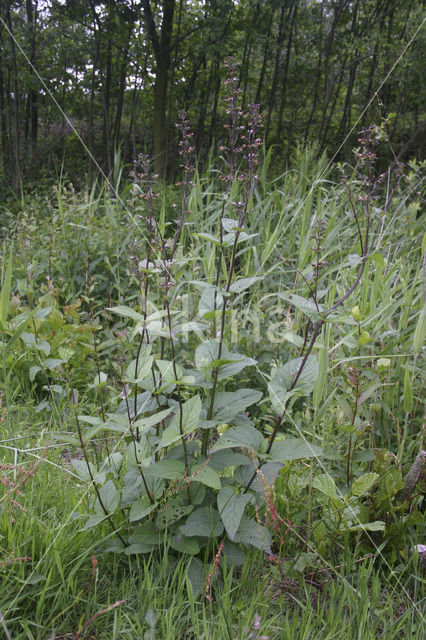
[144,459,185,480]
[96,480,120,513]
[170,534,200,555]
[199,286,223,318]
[83,513,108,529]
[213,389,263,422]
[233,515,272,553]
[269,438,322,462]
[313,474,338,500]
[191,465,221,490]
[125,347,153,383]
[211,425,265,453]
[346,520,385,532]
[229,276,261,294]
[350,473,379,497]
[179,507,223,537]
[108,305,144,322]
[129,497,158,522]
[277,292,323,318]
[217,486,251,540]
[71,458,105,484]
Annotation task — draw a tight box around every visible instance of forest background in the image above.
[0,0,425,188]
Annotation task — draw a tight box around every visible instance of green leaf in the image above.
[179,507,224,538]
[96,480,120,513]
[233,515,272,554]
[129,497,158,522]
[269,356,319,412]
[312,474,338,500]
[108,305,144,322]
[191,465,221,490]
[346,520,385,532]
[413,304,426,355]
[83,513,108,529]
[155,499,193,529]
[161,395,201,447]
[403,363,413,414]
[144,459,185,480]
[195,340,256,380]
[187,558,204,597]
[277,292,323,318]
[0,243,13,331]
[134,407,174,432]
[269,438,322,462]
[125,346,153,383]
[229,276,261,294]
[217,486,251,540]
[71,459,105,484]
[213,389,263,422]
[350,473,380,497]
[29,365,42,382]
[199,285,223,317]
[211,425,265,454]
[170,534,200,555]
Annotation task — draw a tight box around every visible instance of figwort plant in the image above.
[47,61,422,599]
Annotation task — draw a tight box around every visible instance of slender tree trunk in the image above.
[6,3,20,188]
[276,0,298,146]
[141,0,175,180]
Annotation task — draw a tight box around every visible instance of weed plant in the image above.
[0,63,425,638]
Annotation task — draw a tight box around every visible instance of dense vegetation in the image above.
[0,2,425,639]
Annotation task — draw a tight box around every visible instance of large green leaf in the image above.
[179,507,224,538]
[129,497,158,522]
[269,356,319,413]
[277,292,323,319]
[144,459,185,480]
[233,515,272,554]
[350,472,380,497]
[95,480,120,514]
[161,395,201,446]
[213,389,263,422]
[210,425,265,454]
[191,464,221,490]
[195,340,256,380]
[199,285,223,318]
[125,345,153,383]
[108,305,144,322]
[269,438,322,462]
[217,486,251,540]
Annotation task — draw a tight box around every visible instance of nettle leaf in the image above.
[144,459,185,480]
[199,285,223,318]
[222,217,240,232]
[350,473,380,497]
[217,487,251,540]
[269,438,322,462]
[21,332,50,356]
[129,497,158,522]
[191,464,221,490]
[235,462,282,492]
[108,305,144,322]
[277,292,323,318]
[95,480,120,514]
[233,515,272,554]
[179,507,224,538]
[210,425,265,454]
[129,522,161,546]
[125,346,153,383]
[213,389,263,422]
